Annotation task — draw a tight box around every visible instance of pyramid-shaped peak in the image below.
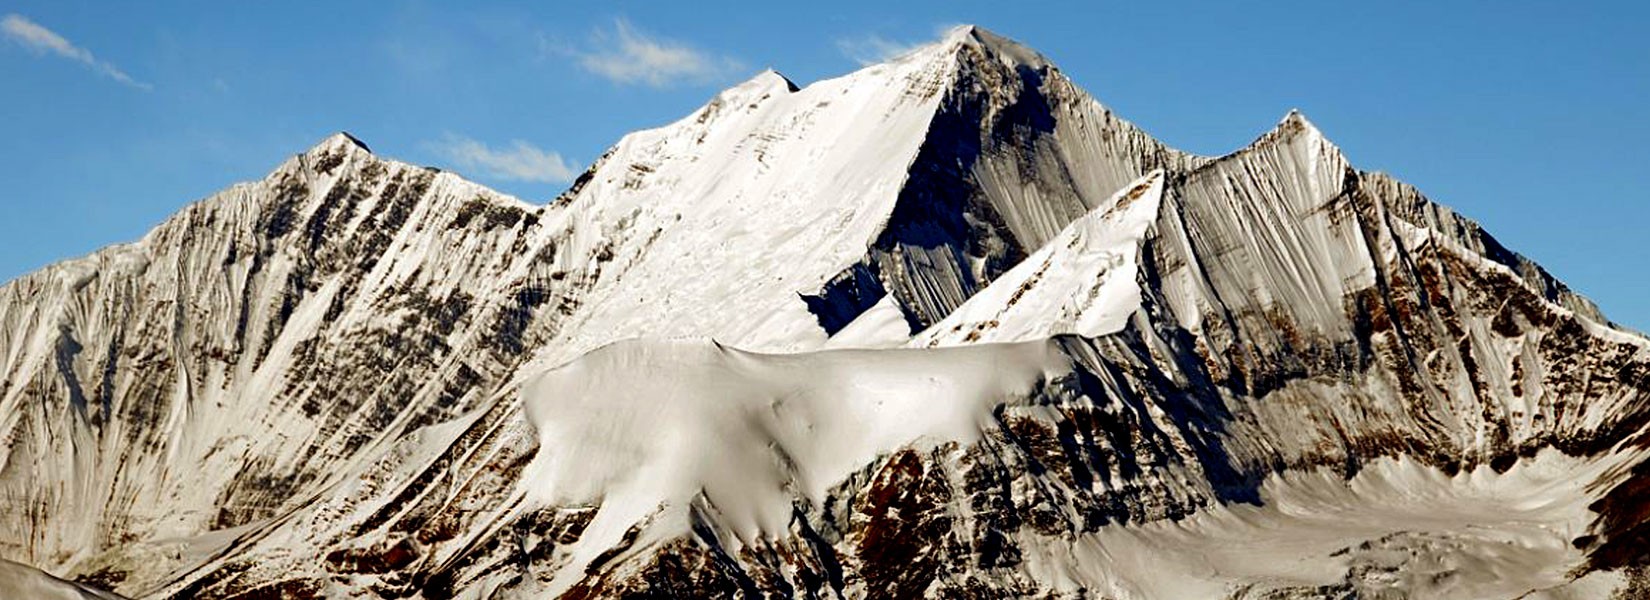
[1278,109,1323,137]
[1232,108,1342,159]
[939,24,982,43]
[1280,109,1341,151]
[941,25,1051,68]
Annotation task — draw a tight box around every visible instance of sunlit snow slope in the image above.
[0,558,125,600]
[2,25,1647,600]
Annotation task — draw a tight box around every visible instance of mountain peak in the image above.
[698,68,798,116]
[1228,108,1341,161]
[941,24,1050,69]
[938,24,981,47]
[1279,109,1321,137]
[754,68,800,93]
[307,131,373,157]
[736,68,798,95]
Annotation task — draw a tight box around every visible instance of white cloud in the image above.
[1,14,150,90]
[571,18,741,87]
[429,135,578,184]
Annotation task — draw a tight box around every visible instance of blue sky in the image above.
[2,2,1645,328]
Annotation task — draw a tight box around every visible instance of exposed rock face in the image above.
[1,25,1645,599]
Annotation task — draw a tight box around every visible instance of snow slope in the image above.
[0,558,125,600]
[0,133,557,580]
[518,338,1068,594]
[1025,450,1629,599]
[915,170,1166,346]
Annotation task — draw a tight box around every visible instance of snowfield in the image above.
[1033,450,1631,599]
[520,338,1068,594]
[0,558,125,600]
[519,333,1634,599]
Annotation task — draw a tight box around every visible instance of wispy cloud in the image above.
[1,14,150,90]
[428,135,578,184]
[837,25,968,67]
[565,18,742,87]
[835,34,927,66]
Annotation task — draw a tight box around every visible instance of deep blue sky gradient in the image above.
[2,1,1645,327]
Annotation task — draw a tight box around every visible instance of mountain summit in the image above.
[2,26,1646,599]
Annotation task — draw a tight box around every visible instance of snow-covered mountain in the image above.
[2,26,1646,599]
